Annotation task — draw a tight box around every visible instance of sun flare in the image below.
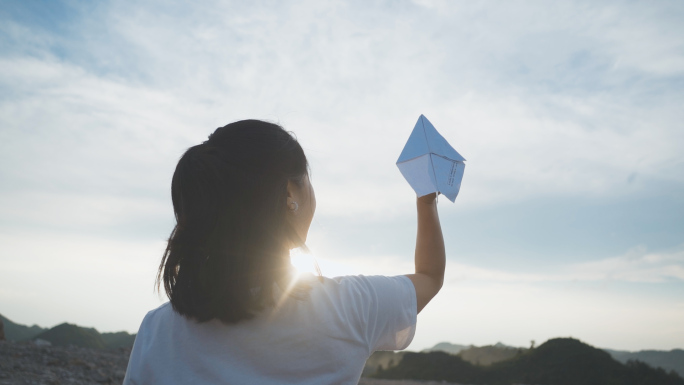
[290,250,318,276]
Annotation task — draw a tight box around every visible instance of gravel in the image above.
[0,340,130,385]
[0,340,462,385]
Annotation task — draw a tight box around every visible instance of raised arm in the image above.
[405,193,446,314]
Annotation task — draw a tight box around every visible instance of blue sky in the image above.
[1,0,683,351]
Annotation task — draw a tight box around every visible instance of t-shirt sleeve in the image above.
[332,275,417,352]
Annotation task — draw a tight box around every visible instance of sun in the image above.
[290,249,318,276]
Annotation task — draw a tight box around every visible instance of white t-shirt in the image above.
[123,274,417,385]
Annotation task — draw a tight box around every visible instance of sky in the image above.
[0,0,683,352]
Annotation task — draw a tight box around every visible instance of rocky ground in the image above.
[0,341,129,385]
[359,380,461,385]
[0,340,460,385]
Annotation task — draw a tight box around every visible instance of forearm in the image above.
[415,194,446,286]
[405,193,446,313]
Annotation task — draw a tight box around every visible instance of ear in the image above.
[286,180,296,205]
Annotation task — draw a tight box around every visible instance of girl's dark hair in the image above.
[157,119,310,323]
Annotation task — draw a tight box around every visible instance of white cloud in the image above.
[3,1,682,221]
[446,245,684,284]
[413,279,684,351]
[599,3,684,76]
[302,240,684,285]
[0,0,683,350]
[567,245,684,283]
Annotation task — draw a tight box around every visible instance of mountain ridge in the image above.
[364,340,684,378]
[423,340,683,377]
[0,313,135,350]
[4,312,682,378]
[375,338,684,385]
[0,313,47,341]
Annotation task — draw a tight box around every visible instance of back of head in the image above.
[158,119,309,323]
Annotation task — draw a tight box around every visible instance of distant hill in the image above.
[422,342,471,355]
[34,323,107,349]
[0,313,135,350]
[364,340,472,376]
[0,313,47,341]
[421,341,527,366]
[414,340,684,377]
[605,348,684,378]
[100,331,137,349]
[458,343,527,366]
[363,351,406,376]
[375,338,684,385]
[363,342,519,377]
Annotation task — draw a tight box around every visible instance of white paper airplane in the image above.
[396,115,466,202]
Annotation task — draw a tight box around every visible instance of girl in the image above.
[123,119,445,384]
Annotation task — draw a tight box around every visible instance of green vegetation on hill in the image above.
[423,342,471,355]
[375,338,684,385]
[101,331,137,349]
[605,348,684,378]
[457,343,526,366]
[34,323,106,349]
[33,323,137,350]
[0,313,136,349]
[418,340,684,377]
[363,351,406,376]
[0,313,46,341]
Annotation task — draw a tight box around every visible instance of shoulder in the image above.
[143,302,173,321]
[308,274,417,352]
[308,274,415,312]
[322,274,414,295]
[136,302,175,334]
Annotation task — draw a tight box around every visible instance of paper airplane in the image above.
[396,115,466,202]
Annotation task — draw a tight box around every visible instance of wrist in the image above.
[417,193,438,206]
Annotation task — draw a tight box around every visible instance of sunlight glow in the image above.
[289,248,360,278]
[290,249,318,276]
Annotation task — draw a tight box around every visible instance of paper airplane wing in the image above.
[396,115,466,202]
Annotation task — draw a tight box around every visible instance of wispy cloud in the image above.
[1,1,682,220]
[0,0,683,349]
[313,244,684,284]
[567,246,684,283]
[448,245,684,284]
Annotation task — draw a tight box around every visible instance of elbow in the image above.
[435,275,444,292]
